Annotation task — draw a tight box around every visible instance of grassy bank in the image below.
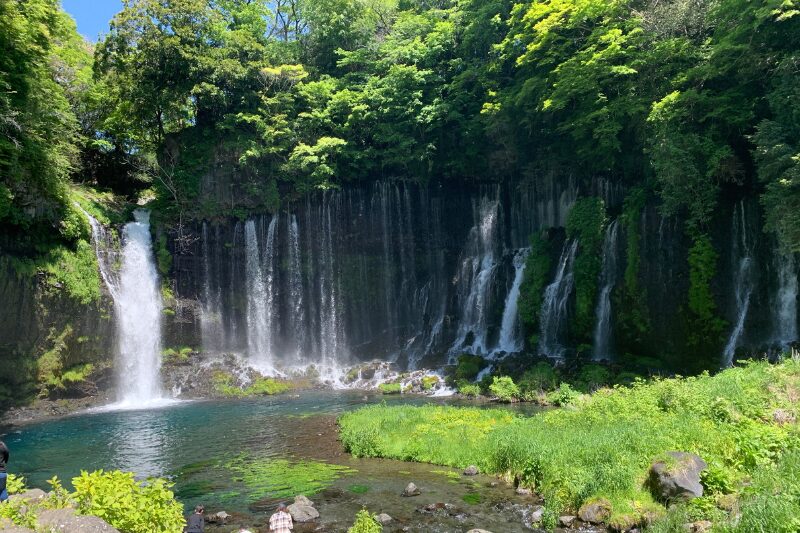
[339,359,800,530]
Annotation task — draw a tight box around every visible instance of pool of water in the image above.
[2,391,543,532]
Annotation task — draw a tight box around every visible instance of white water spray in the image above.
[539,240,578,359]
[774,251,798,346]
[723,202,755,366]
[592,220,620,360]
[494,248,530,354]
[245,218,276,371]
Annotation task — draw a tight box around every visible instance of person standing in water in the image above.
[0,440,9,502]
[185,504,205,532]
[269,502,293,532]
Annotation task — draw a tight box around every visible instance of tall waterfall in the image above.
[723,202,755,366]
[200,222,224,353]
[592,220,620,360]
[287,214,307,357]
[774,251,798,346]
[495,248,529,354]
[539,240,578,358]
[450,194,501,355]
[318,193,345,372]
[115,210,165,405]
[244,218,276,371]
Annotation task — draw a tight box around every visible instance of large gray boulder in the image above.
[36,508,120,532]
[402,482,420,497]
[287,496,320,523]
[7,489,47,504]
[648,452,707,502]
[0,527,36,533]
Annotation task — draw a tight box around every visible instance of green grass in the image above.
[378,382,402,394]
[339,359,800,529]
[226,455,356,500]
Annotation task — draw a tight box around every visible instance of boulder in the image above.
[0,527,36,533]
[294,495,315,507]
[683,520,713,533]
[8,489,47,504]
[515,487,533,496]
[463,465,480,476]
[578,498,612,524]
[559,515,577,527]
[402,482,420,497]
[529,506,544,523]
[648,452,707,502]
[287,503,319,523]
[376,513,393,524]
[466,530,494,533]
[207,510,230,523]
[36,508,120,532]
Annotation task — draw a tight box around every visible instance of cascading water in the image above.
[244,218,275,371]
[723,202,755,366]
[539,240,578,358]
[773,251,798,346]
[592,220,620,361]
[287,214,307,357]
[450,194,501,355]
[200,222,225,353]
[114,210,166,406]
[494,248,530,354]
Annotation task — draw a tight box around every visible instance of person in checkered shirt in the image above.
[269,502,293,532]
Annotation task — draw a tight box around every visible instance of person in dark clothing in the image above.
[185,504,205,533]
[0,440,9,502]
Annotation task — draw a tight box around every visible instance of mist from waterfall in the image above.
[200,222,225,353]
[592,220,620,360]
[114,210,166,406]
[287,214,307,357]
[723,202,755,366]
[244,218,276,372]
[539,240,578,358]
[495,248,529,354]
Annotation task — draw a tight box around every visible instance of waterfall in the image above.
[774,251,798,346]
[494,248,530,354]
[244,218,275,371]
[77,206,119,298]
[115,210,165,405]
[723,202,755,366]
[318,192,346,374]
[592,220,620,360]
[287,214,307,358]
[200,222,224,353]
[450,194,500,355]
[539,240,578,359]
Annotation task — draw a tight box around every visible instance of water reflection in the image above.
[109,410,174,479]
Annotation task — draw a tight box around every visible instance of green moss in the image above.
[421,375,440,390]
[462,492,482,505]
[685,232,726,369]
[37,325,73,394]
[155,234,172,276]
[212,372,293,397]
[518,233,552,346]
[162,346,193,364]
[348,484,371,494]
[378,382,402,394]
[452,354,486,383]
[226,455,356,501]
[566,197,607,343]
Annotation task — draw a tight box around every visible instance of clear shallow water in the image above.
[2,392,542,532]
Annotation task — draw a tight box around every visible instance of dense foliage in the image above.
[340,358,800,530]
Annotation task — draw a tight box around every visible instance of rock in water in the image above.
[37,508,121,532]
[287,503,319,523]
[463,465,479,476]
[578,498,612,524]
[515,487,532,496]
[648,452,707,502]
[294,495,315,507]
[402,482,421,496]
[376,513,393,524]
[559,515,576,527]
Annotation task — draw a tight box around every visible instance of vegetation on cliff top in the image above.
[339,358,800,530]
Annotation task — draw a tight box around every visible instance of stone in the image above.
[683,520,713,533]
[559,515,577,527]
[287,503,319,523]
[515,487,533,496]
[8,489,47,504]
[578,498,612,524]
[772,408,796,426]
[0,527,36,533]
[529,506,544,523]
[648,452,707,502]
[376,513,393,524]
[36,508,120,532]
[466,530,494,533]
[207,510,230,523]
[463,465,479,476]
[402,482,420,496]
[294,495,315,507]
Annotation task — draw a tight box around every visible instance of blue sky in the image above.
[62,0,124,41]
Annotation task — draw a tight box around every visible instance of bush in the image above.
[348,509,382,533]
[6,474,27,495]
[71,470,185,533]
[575,364,612,392]
[489,376,520,402]
[458,382,481,397]
[453,354,486,382]
[518,362,559,399]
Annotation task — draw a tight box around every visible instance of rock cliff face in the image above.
[1,176,797,403]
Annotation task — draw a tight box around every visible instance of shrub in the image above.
[421,376,440,390]
[6,474,27,495]
[378,383,402,394]
[453,354,486,382]
[71,470,185,533]
[162,346,193,364]
[518,362,559,398]
[576,364,612,392]
[545,383,580,406]
[458,382,481,397]
[489,376,520,402]
[348,509,382,533]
